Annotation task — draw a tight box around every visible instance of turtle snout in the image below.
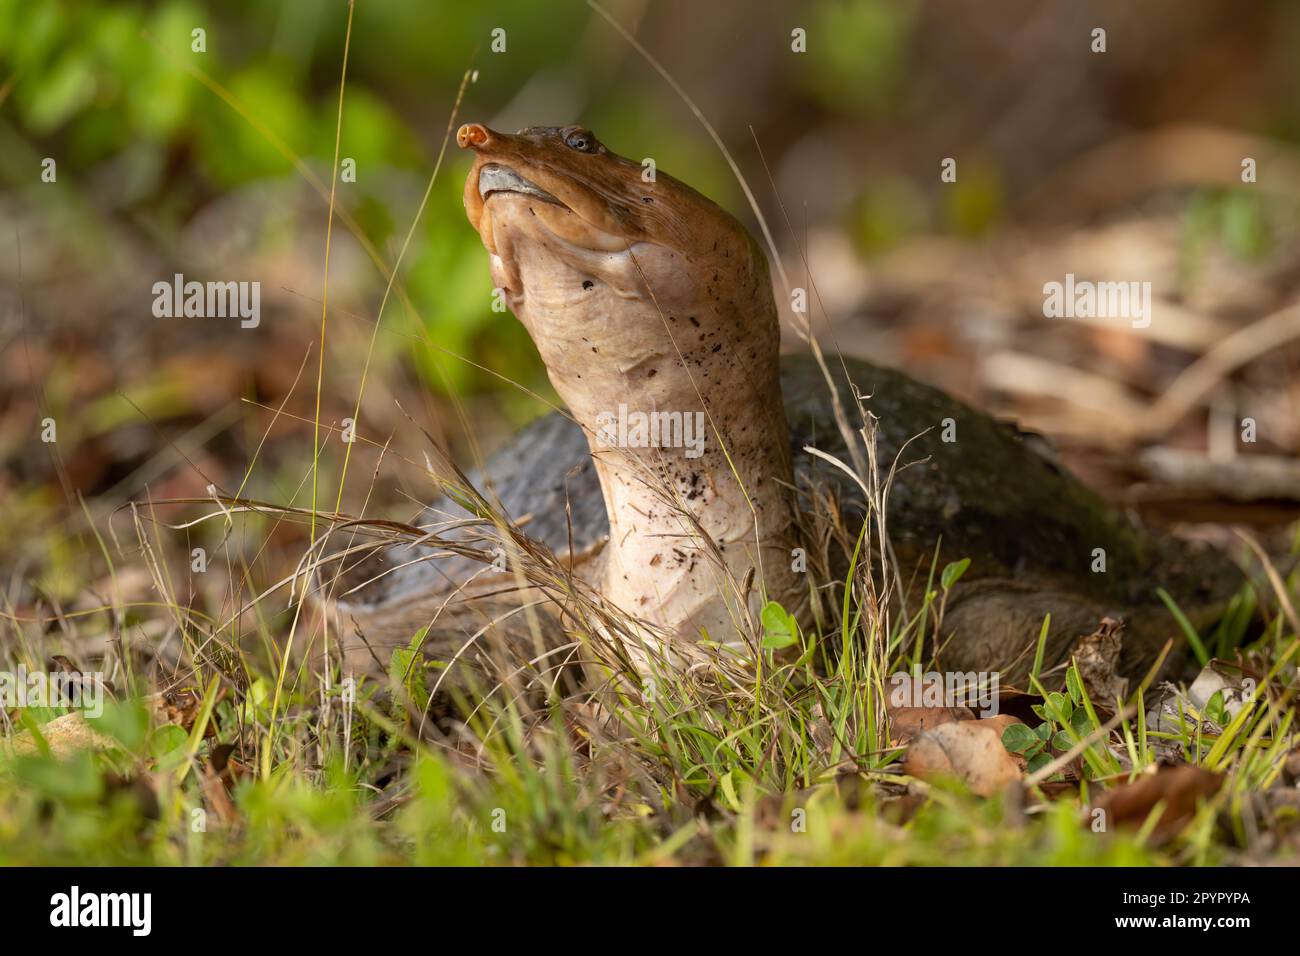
[457,123,492,150]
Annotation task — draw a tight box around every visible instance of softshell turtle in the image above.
[329,123,1241,683]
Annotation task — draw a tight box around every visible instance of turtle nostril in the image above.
[457,123,489,149]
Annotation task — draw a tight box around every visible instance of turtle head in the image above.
[456,122,768,347]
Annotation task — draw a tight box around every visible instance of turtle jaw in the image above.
[477,164,565,206]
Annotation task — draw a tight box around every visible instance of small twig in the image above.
[1140,302,1300,439]
[1139,447,1300,501]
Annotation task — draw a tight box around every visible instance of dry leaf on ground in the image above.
[1071,617,1128,703]
[903,720,1023,797]
[1090,764,1223,843]
[888,703,974,745]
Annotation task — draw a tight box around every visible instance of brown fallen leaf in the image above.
[1072,617,1128,704]
[1090,764,1223,843]
[978,714,1025,736]
[198,744,241,829]
[887,703,974,745]
[3,695,171,759]
[162,686,225,735]
[977,713,1029,771]
[903,721,1023,797]
[4,710,118,758]
[1035,780,1082,800]
[989,687,1045,725]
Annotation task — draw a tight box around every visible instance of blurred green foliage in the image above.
[0,0,766,402]
[1178,188,1279,293]
[801,0,919,115]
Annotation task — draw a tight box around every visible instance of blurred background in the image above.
[2,0,1299,611]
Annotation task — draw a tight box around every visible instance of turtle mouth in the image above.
[478,163,565,207]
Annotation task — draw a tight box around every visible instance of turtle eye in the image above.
[564,129,600,154]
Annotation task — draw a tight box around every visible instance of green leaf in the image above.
[1066,667,1083,705]
[940,557,971,590]
[718,769,742,812]
[1026,752,1053,774]
[388,628,430,704]
[760,601,799,650]
[1030,613,1051,682]
[1157,587,1209,667]
[148,723,189,763]
[1047,692,1072,722]
[1070,709,1092,737]
[11,751,103,803]
[1034,722,1052,740]
[1001,723,1038,754]
[87,698,151,751]
[1220,192,1270,260]
[1205,690,1226,726]
[23,51,96,133]
[1052,730,1075,751]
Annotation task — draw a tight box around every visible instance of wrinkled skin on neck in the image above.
[458,123,800,646]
